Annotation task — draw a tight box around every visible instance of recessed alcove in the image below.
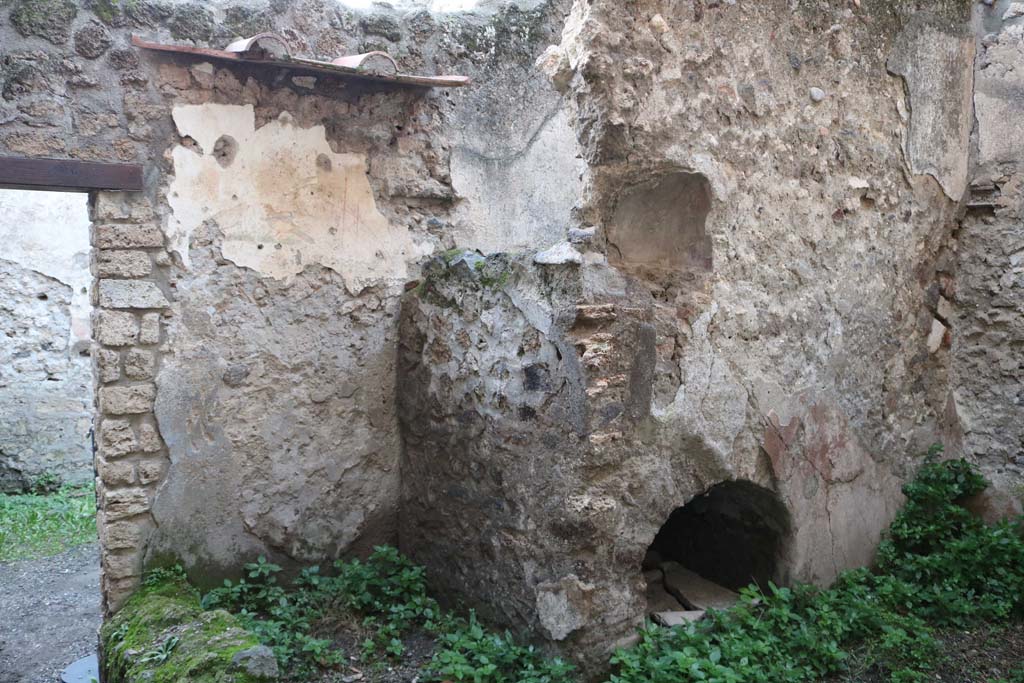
[606,172,713,280]
[646,481,791,595]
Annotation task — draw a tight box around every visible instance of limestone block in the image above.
[98,280,169,309]
[97,457,135,486]
[137,421,163,453]
[99,384,156,415]
[136,457,166,485]
[95,348,121,383]
[100,520,144,550]
[92,193,156,222]
[99,418,137,458]
[103,549,142,580]
[103,487,150,521]
[95,310,138,347]
[139,313,161,344]
[103,576,139,613]
[94,224,163,249]
[97,250,152,278]
[124,349,156,379]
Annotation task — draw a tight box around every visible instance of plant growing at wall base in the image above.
[201,546,576,683]
[606,457,1024,683]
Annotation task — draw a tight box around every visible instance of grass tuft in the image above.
[0,482,97,562]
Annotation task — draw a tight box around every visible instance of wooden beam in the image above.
[0,156,144,192]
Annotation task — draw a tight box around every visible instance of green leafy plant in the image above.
[606,456,1024,683]
[138,636,179,665]
[426,611,575,683]
[201,546,575,682]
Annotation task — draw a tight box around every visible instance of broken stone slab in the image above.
[534,242,583,265]
[661,562,741,611]
[652,610,706,627]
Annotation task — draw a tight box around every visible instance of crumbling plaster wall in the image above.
[399,0,999,670]
[1,0,577,610]
[0,190,94,491]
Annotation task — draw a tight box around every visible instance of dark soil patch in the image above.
[292,616,437,683]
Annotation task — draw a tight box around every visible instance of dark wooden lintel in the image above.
[0,156,144,192]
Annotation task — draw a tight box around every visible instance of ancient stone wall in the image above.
[397,0,1006,672]
[0,190,93,492]
[2,0,1022,653]
[1,0,574,610]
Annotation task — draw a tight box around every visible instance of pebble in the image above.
[809,87,826,103]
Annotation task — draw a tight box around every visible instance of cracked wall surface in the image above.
[0,190,93,491]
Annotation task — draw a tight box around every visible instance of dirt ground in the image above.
[831,621,1024,683]
[0,543,101,683]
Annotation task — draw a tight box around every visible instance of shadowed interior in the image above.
[649,481,790,591]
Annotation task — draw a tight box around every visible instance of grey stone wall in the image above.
[2,0,1021,643]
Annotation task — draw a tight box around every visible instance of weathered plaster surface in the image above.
[399,1,983,671]
[0,190,93,491]
[168,103,427,292]
[450,104,585,253]
[0,190,92,347]
[0,0,573,610]
[888,14,975,200]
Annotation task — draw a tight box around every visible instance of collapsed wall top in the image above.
[132,33,471,89]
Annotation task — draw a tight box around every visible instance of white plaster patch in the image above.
[0,189,92,347]
[168,103,423,292]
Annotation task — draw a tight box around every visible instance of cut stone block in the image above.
[661,562,741,611]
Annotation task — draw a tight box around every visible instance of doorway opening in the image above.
[0,189,94,493]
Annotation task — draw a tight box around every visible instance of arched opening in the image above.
[643,481,790,619]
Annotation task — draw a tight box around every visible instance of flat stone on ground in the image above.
[661,561,741,611]
[652,610,706,627]
[61,653,99,682]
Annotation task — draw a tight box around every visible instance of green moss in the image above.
[101,571,273,683]
[409,252,513,310]
[9,0,77,43]
[89,0,121,25]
